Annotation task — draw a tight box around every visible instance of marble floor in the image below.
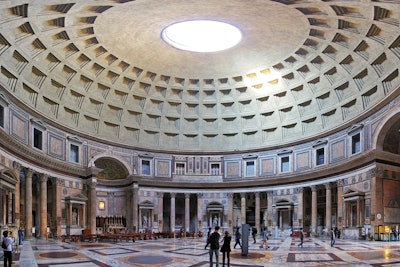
[3,235,400,267]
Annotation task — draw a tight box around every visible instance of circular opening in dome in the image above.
[162,20,242,52]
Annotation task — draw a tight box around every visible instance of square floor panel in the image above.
[348,251,400,261]
[89,247,138,256]
[287,252,342,262]
[166,247,209,256]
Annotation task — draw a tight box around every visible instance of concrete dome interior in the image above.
[0,0,399,152]
[1,0,400,259]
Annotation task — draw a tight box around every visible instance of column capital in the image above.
[171,192,176,198]
[255,192,260,198]
[12,161,22,172]
[184,193,190,198]
[324,182,331,190]
[227,192,234,198]
[38,173,49,183]
[267,191,274,197]
[24,168,34,178]
[240,192,246,198]
[337,179,344,187]
[157,192,164,198]
[310,185,318,191]
[87,178,97,189]
[197,193,203,198]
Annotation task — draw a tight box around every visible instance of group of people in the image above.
[205,226,231,267]
[204,226,270,267]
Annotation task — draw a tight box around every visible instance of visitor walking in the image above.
[233,228,242,249]
[297,228,304,248]
[252,227,257,244]
[261,228,269,249]
[205,227,212,249]
[330,227,336,247]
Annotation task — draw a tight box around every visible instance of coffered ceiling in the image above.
[0,0,399,152]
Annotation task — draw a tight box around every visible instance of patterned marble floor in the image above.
[3,235,400,267]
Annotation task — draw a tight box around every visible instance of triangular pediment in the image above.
[139,200,154,208]
[312,139,328,147]
[66,192,88,201]
[347,123,363,134]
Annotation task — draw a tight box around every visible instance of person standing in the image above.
[233,228,242,249]
[330,227,336,247]
[261,228,269,249]
[18,227,24,246]
[2,230,13,267]
[297,228,304,248]
[205,227,212,249]
[209,226,221,267]
[220,231,232,267]
[252,227,257,244]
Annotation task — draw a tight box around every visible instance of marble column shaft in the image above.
[25,168,33,239]
[170,193,176,232]
[255,192,260,232]
[185,193,190,232]
[325,183,332,232]
[158,192,163,232]
[241,193,246,225]
[311,185,317,236]
[197,194,203,232]
[89,178,97,235]
[39,174,48,239]
[132,184,139,232]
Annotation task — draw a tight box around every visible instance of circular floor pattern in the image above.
[39,251,78,259]
[128,255,173,264]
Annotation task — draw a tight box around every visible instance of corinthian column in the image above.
[12,162,22,227]
[25,168,33,239]
[185,193,190,232]
[241,193,246,225]
[39,174,48,239]
[132,183,139,232]
[88,178,97,235]
[197,193,203,232]
[325,183,332,232]
[227,193,234,229]
[51,177,63,236]
[170,193,176,232]
[311,185,318,236]
[157,192,164,232]
[255,192,260,232]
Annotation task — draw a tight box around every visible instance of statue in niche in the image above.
[213,215,218,226]
[72,208,78,225]
[142,214,148,227]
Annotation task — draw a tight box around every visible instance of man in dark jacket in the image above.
[209,226,221,267]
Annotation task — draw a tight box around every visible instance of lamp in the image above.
[98,201,105,210]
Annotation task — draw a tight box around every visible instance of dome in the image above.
[0,0,399,152]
